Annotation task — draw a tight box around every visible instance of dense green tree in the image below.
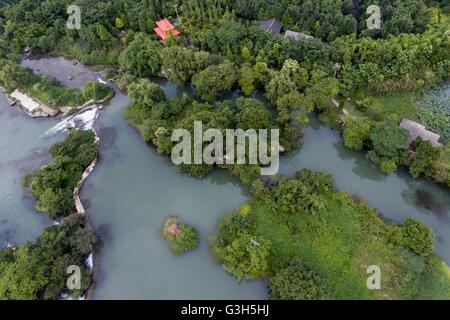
[31,131,97,219]
[343,117,373,151]
[265,59,309,104]
[222,233,271,281]
[0,246,48,300]
[161,46,216,84]
[276,92,313,126]
[36,188,73,219]
[306,77,340,110]
[409,139,443,178]
[192,61,238,100]
[236,98,271,130]
[0,214,96,300]
[368,122,409,173]
[127,78,166,106]
[265,71,297,104]
[271,172,332,214]
[270,260,330,300]
[83,81,113,101]
[162,217,199,255]
[119,33,162,77]
[238,66,257,96]
[402,218,434,257]
[49,130,96,166]
[0,61,32,92]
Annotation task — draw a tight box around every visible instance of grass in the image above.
[22,74,85,109]
[55,38,120,66]
[231,178,450,299]
[373,92,420,121]
[345,89,419,123]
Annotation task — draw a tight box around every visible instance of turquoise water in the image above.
[0,94,59,246]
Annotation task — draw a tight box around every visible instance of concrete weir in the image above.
[3,88,58,117]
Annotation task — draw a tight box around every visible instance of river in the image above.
[0,94,59,246]
[1,56,449,299]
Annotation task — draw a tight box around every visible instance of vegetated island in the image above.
[210,170,450,300]
[162,216,199,255]
[0,130,99,299]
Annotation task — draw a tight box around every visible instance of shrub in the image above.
[343,117,373,151]
[192,62,238,100]
[83,81,113,101]
[23,74,85,108]
[222,233,271,281]
[402,218,434,257]
[270,260,330,300]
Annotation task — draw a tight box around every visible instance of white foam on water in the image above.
[85,253,93,272]
[44,106,98,137]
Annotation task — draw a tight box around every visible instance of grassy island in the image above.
[210,170,450,299]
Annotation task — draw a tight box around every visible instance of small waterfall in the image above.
[45,106,98,137]
[85,253,94,272]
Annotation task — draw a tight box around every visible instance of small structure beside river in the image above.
[9,89,58,117]
[399,119,442,147]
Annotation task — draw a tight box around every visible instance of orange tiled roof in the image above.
[156,19,174,32]
[154,18,180,40]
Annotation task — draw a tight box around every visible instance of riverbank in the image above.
[28,128,100,299]
[0,60,107,297]
[73,128,100,299]
[1,55,113,299]
[321,85,450,190]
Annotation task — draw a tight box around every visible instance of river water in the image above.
[1,57,449,299]
[0,94,59,246]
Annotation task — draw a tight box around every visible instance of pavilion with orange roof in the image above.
[154,18,180,41]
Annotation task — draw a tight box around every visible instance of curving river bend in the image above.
[0,57,449,299]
